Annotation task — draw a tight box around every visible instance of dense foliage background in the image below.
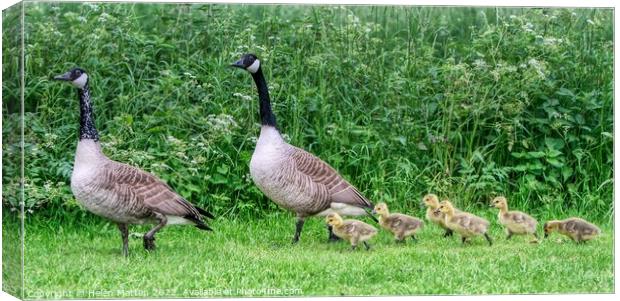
[2,3,613,222]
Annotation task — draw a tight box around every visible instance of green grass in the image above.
[16,214,613,297]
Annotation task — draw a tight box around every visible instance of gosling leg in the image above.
[443,229,454,238]
[117,223,129,257]
[327,225,341,243]
[530,232,539,243]
[506,231,513,240]
[363,241,371,251]
[144,213,167,251]
[461,236,467,245]
[292,216,305,244]
[411,235,418,243]
[484,233,493,246]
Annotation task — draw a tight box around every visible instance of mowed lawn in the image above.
[14,213,613,298]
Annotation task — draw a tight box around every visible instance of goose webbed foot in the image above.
[143,236,156,251]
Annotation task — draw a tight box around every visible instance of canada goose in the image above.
[372,203,423,243]
[231,54,376,243]
[435,200,492,246]
[422,194,454,237]
[53,67,214,256]
[325,213,378,250]
[490,196,538,243]
[543,218,601,244]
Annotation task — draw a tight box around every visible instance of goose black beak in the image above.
[53,72,72,81]
[230,60,245,68]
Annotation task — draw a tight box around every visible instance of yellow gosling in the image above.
[544,218,601,244]
[491,196,539,243]
[422,194,458,237]
[326,213,378,250]
[435,200,492,246]
[373,202,424,243]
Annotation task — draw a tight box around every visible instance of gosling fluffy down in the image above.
[326,213,378,250]
[373,203,424,243]
[422,194,456,237]
[544,217,601,243]
[436,200,492,246]
[491,196,538,243]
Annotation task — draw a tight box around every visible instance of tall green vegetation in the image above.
[2,4,613,222]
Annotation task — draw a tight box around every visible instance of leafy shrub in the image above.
[2,4,613,221]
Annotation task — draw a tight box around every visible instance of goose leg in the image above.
[327,225,341,242]
[292,217,305,244]
[484,233,493,246]
[144,213,167,251]
[117,223,129,257]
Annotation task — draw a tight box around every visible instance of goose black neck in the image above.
[251,67,277,128]
[77,83,99,141]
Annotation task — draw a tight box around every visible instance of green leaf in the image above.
[216,164,229,174]
[546,157,564,168]
[562,166,574,181]
[527,151,545,158]
[545,137,565,150]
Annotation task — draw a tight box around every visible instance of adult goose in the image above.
[231,54,376,243]
[53,67,214,256]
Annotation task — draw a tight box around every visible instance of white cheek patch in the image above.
[246,59,260,73]
[71,73,88,88]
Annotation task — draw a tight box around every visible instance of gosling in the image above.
[491,196,538,243]
[435,200,492,246]
[372,202,424,243]
[544,218,601,244]
[422,194,455,237]
[326,213,378,250]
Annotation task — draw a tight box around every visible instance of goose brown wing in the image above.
[290,146,372,209]
[102,162,205,222]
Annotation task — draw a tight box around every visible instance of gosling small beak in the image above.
[230,60,245,68]
[371,209,377,215]
[53,71,72,81]
[433,209,441,214]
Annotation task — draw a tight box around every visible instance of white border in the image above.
[1,1,617,301]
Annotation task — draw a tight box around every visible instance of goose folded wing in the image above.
[290,147,372,209]
[105,163,204,221]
